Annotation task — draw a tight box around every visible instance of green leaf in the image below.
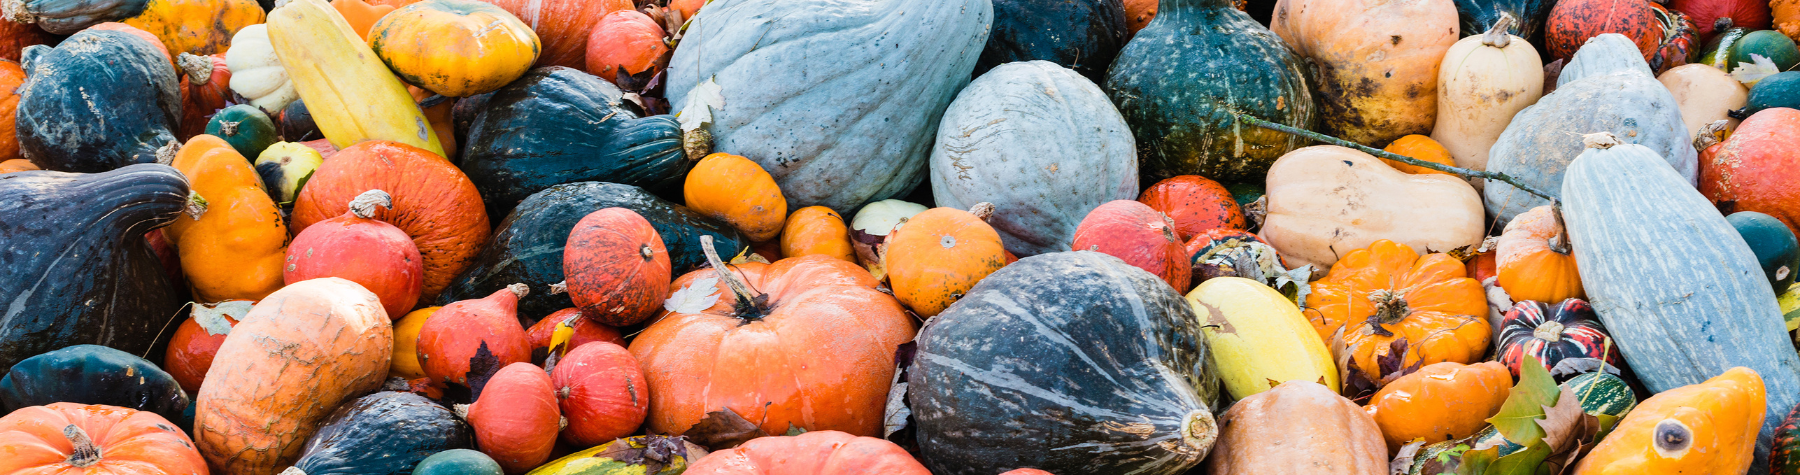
[1483,443,1550,475]
[1488,355,1559,445]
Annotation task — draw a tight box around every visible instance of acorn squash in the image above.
[975,0,1128,81]
[0,345,189,429]
[16,27,180,172]
[289,391,472,475]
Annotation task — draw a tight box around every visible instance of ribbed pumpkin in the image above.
[1270,0,1459,146]
[0,403,207,474]
[1699,108,1800,234]
[685,430,930,474]
[685,153,787,243]
[163,134,289,303]
[584,9,667,83]
[1496,298,1622,378]
[1070,200,1190,291]
[1260,145,1485,271]
[119,0,263,56]
[1138,175,1245,240]
[164,300,251,393]
[464,362,560,474]
[780,206,855,262]
[550,341,647,447]
[284,189,426,320]
[1496,204,1584,303]
[525,308,626,360]
[1305,240,1491,387]
[1364,361,1512,452]
[1573,367,1764,474]
[1205,381,1386,474]
[883,206,1008,317]
[484,0,632,68]
[417,284,532,386]
[1432,17,1543,190]
[562,207,672,327]
[368,0,539,97]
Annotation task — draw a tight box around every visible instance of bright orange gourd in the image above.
[369,0,540,97]
[667,0,703,21]
[585,10,667,83]
[0,60,23,163]
[684,430,932,475]
[1363,361,1512,452]
[0,403,207,474]
[0,159,33,173]
[1305,240,1491,387]
[464,362,560,474]
[883,206,1007,317]
[416,284,532,386]
[390,306,438,380]
[1497,205,1585,303]
[164,300,251,393]
[685,153,788,243]
[562,207,671,327]
[1138,175,1246,241]
[780,206,855,262]
[333,0,396,39]
[164,134,288,303]
[484,0,634,68]
[1123,0,1156,33]
[121,0,265,56]
[1573,367,1765,474]
[1380,135,1456,176]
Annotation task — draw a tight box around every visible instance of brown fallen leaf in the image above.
[683,407,769,450]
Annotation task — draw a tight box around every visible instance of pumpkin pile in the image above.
[7,0,1800,472]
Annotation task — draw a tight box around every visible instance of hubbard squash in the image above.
[226,24,299,114]
[1572,367,1765,474]
[1259,146,1485,271]
[1186,277,1339,399]
[931,60,1137,256]
[463,362,560,474]
[583,9,666,84]
[266,0,445,156]
[1304,240,1491,389]
[285,189,425,320]
[368,0,539,97]
[1657,63,1748,136]
[0,345,190,427]
[562,207,671,327]
[684,430,930,475]
[416,284,531,386]
[164,134,288,303]
[666,0,992,212]
[1728,211,1800,293]
[1071,200,1191,290]
[1205,380,1387,474]
[1496,205,1584,303]
[120,0,264,56]
[0,403,207,474]
[17,27,179,173]
[1139,175,1244,241]
[194,278,392,475]
[0,0,150,34]
[1270,0,1459,146]
[165,300,251,393]
[1496,298,1623,378]
[975,0,1128,81]
[780,206,854,262]
[1364,361,1512,452]
[883,206,1008,317]
[1699,108,1800,234]
[909,251,1220,474]
[1431,17,1544,187]
[483,0,631,69]
[288,391,471,475]
[178,52,232,140]
[550,341,647,447]
[685,153,786,243]
[1562,133,1800,468]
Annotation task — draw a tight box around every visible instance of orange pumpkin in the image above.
[485,0,635,68]
[164,134,289,303]
[333,0,396,39]
[1138,175,1247,241]
[1572,367,1764,474]
[1363,361,1512,452]
[1123,0,1156,33]
[563,207,672,327]
[177,53,231,140]
[417,284,532,386]
[585,9,668,84]
[780,206,855,262]
[390,306,439,381]
[0,403,207,474]
[883,207,1007,317]
[0,59,24,163]
[525,308,626,360]
[667,0,703,21]
[164,300,252,394]
[464,362,560,474]
[1497,205,1584,303]
[1380,135,1456,176]
[686,153,787,243]
[0,159,34,173]
[1305,240,1491,388]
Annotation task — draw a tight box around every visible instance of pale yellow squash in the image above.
[1186,277,1338,399]
[1430,17,1543,191]
[1657,64,1747,137]
[266,0,445,156]
[1259,145,1484,271]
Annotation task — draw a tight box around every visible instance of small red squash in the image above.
[164,300,252,394]
[285,189,426,321]
[526,308,626,360]
[178,52,232,140]
[1700,108,1800,234]
[1138,175,1247,241]
[1071,200,1190,291]
[463,362,560,474]
[563,207,672,327]
[585,9,668,84]
[485,0,635,68]
[1668,0,1770,38]
[684,430,931,475]
[1546,0,1663,61]
[417,284,533,386]
[0,403,207,474]
[550,341,648,447]
[1497,298,1624,377]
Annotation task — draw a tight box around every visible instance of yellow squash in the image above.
[527,435,705,474]
[389,306,437,380]
[122,0,264,56]
[368,0,539,97]
[266,0,445,156]
[1573,367,1765,474]
[164,135,289,303]
[1186,277,1339,399]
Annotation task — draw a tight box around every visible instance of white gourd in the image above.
[224,24,298,115]
[1429,15,1543,191]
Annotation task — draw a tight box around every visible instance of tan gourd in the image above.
[1270,0,1459,146]
[1259,145,1485,271]
[1430,15,1544,191]
[1205,380,1388,474]
[1657,63,1748,137]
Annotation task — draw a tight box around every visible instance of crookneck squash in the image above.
[1432,16,1544,186]
[1270,0,1460,146]
[1572,367,1764,474]
[1305,240,1491,392]
[909,251,1221,474]
[1206,380,1386,474]
[1186,277,1339,399]
[975,0,1128,82]
[164,134,289,303]
[17,27,180,172]
[0,345,190,428]
[287,391,472,475]
[0,403,207,474]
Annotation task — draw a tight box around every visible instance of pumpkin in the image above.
[368,0,539,97]
[0,164,188,373]
[1305,240,1490,387]
[226,24,299,114]
[1123,0,1154,32]
[630,249,915,437]
[194,277,392,475]
[165,300,252,393]
[780,206,854,262]
[178,52,233,140]
[1496,204,1584,303]
[482,0,630,69]
[1103,0,1313,184]
[931,60,1137,256]
[666,0,991,212]
[1364,361,1512,452]
[1496,298,1623,378]
[204,104,279,159]
[288,391,472,475]
[1572,367,1764,474]
[1379,135,1456,176]
[1270,0,1459,146]
[563,207,672,327]
[285,189,426,320]
[415,449,502,475]
[162,134,288,302]
[1781,0,1800,42]
[883,206,1008,317]
[417,284,532,386]
[1657,63,1748,136]
[0,159,34,173]
[0,403,206,474]
[685,430,929,475]
[1453,0,1555,45]
[976,0,1128,81]
[0,0,149,34]
[1260,146,1485,271]
[254,141,324,207]
[528,435,707,475]
[1484,34,1696,224]
[909,251,1220,474]
[0,345,191,428]
[1186,277,1339,399]
[268,0,445,156]
[686,153,787,243]
[1071,200,1191,290]
[120,0,264,57]
[463,362,560,474]
[1205,381,1386,474]
[550,341,647,447]
[1700,108,1800,234]
[1545,0,1664,62]
[848,199,928,279]
[1729,29,1800,71]
[293,140,491,301]
[583,9,666,83]
[1432,17,1543,190]
[1668,0,1770,38]
[333,0,394,39]
[1728,211,1800,293]
[1139,175,1245,241]
[526,308,625,360]
[17,27,179,172]
[1562,133,1800,466]
[389,306,437,380]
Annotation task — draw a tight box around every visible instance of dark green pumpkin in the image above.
[412,449,502,475]
[1728,30,1800,73]
[1728,211,1800,294]
[0,345,190,429]
[1738,71,1800,118]
[1454,0,1557,44]
[17,28,180,173]
[291,391,472,475]
[460,67,691,219]
[437,182,747,324]
[974,0,1128,82]
[207,104,281,160]
[1103,0,1315,184]
[0,164,188,375]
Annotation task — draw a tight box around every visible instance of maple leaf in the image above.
[1537,386,1585,453]
[1487,355,1558,445]
[1391,440,1425,475]
[677,77,724,133]
[1732,53,1783,86]
[664,276,721,314]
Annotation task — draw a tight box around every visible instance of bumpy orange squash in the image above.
[121,0,265,56]
[1497,205,1584,303]
[780,206,855,262]
[0,403,207,474]
[1573,367,1765,474]
[164,134,288,303]
[686,153,787,243]
[1306,240,1491,387]
[883,207,1007,317]
[1363,361,1512,452]
[368,0,540,97]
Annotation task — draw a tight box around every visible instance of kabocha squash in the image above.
[0,0,149,34]
[205,104,279,159]
[368,0,539,97]
[417,449,502,475]
[164,134,288,303]
[194,278,392,475]
[227,24,299,114]
[441,182,746,321]
[1431,19,1543,187]
[1103,0,1313,183]
[390,306,437,380]
[1658,63,1748,136]
[1497,205,1584,303]
[584,10,666,83]
[883,207,1008,317]
[1071,200,1190,290]
[1379,135,1455,176]
[120,0,263,56]
[417,284,531,386]
[849,199,927,278]
[1139,175,1244,241]
[484,0,630,69]
[165,300,251,393]
[685,430,929,475]
[686,153,786,243]
[563,207,671,327]
[0,345,190,426]
[267,0,444,156]
[293,140,490,301]
[1484,34,1695,224]
[254,142,323,207]
[550,341,647,447]
[1561,134,1800,467]
[1496,298,1623,377]
[1700,108,1800,233]
[1271,0,1459,146]
[463,362,560,474]
[1728,211,1800,293]
[16,27,179,172]
[780,206,854,262]
[1186,277,1339,399]
[975,0,1128,81]
[1573,367,1765,474]
[0,403,206,474]
[461,67,689,219]
[528,435,707,475]
[525,308,625,360]
[1205,381,1386,475]
[0,164,188,374]
[910,251,1220,474]
[285,189,426,320]
[666,0,991,212]
[288,391,471,475]
[1305,240,1490,388]
[1259,146,1485,271]
[178,52,232,140]
[1364,361,1512,451]
[931,61,1137,256]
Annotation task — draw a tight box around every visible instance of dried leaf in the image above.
[1549,357,1621,379]
[1732,53,1782,86]
[1537,386,1585,453]
[883,381,911,437]
[677,77,723,133]
[467,342,502,401]
[664,276,721,314]
[1275,264,1314,308]
[682,407,768,450]
[192,300,253,336]
[1391,440,1425,475]
[1487,355,1558,445]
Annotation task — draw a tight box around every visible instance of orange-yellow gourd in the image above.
[368,0,540,97]
[1496,204,1584,303]
[685,153,787,242]
[1573,367,1765,474]
[1305,240,1491,386]
[122,0,265,56]
[164,134,288,302]
[333,0,395,39]
[1381,135,1455,175]
[883,206,1008,317]
[780,206,855,262]
[1364,361,1512,452]
[389,306,438,380]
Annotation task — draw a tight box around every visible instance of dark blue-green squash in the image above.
[1729,211,1800,294]
[974,0,1128,82]
[909,250,1221,474]
[437,182,747,324]
[1737,71,1800,119]
[0,164,188,375]
[280,99,323,143]
[1103,0,1315,184]
[4,0,150,34]
[412,449,502,475]
[1454,0,1556,43]
[0,345,190,428]
[289,391,472,475]
[460,67,691,220]
[16,28,181,173]
[207,104,280,160]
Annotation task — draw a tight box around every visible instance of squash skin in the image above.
[1071,200,1191,291]
[466,362,560,474]
[292,391,472,475]
[1139,175,1245,241]
[976,0,1128,81]
[416,449,502,475]
[165,301,250,393]
[1260,145,1485,271]
[1700,108,1800,235]
[0,17,53,62]
[205,104,280,159]
[1496,205,1584,303]
[1431,25,1543,188]
[780,206,855,262]
[1365,361,1512,452]
[179,52,234,140]
[1186,277,1339,399]
[1271,0,1460,146]
[910,251,1221,474]
[368,0,539,98]
[1668,0,1770,38]
[524,308,624,360]
[165,134,289,303]
[1206,381,1386,474]
[1657,63,1747,137]
[0,345,190,428]
[227,24,299,114]
[1305,240,1491,386]
[685,153,786,243]
[285,192,426,321]
[1546,0,1663,62]
[0,164,188,374]
[1,0,149,34]
[17,28,180,173]
[667,0,992,212]
[1727,211,1800,293]
[1496,299,1623,378]
[483,0,631,69]
[582,9,666,83]
[417,285,531,386]
[120,0,264,56]
[932,60,1137,257]
[563,207,671,327]
[1573,367,1765,474]
[0,60,22,163]
[0,403,208,474]
[550,341,647,447]
[883,207,1008,317]
[685,430,930,475]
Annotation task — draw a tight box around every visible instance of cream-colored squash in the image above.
[1270,0,1459,146]
[1259,145,1484,271]
[224,24,297,114]
[1430,17,1543,191]
[1186,277,1338,399]
[1206,380,1388,474]
[1658,64,1748,137]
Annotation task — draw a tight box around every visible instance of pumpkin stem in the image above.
[220,120,240,136]
[1533,320,1565,342]
[1581,132,1620,149]
[641,243,656,261]
[1693,119,1729,151]
[184,191,209,220]
[155,140,180,166]
[453,403,470,420]
[1179,410,1218,454]
[1481,13,1516,49]
[347,189,393,219]
[548,281,567,295]
[700,235,767,321]
[62,424,101,468]
[1714,17,1734,32]
[683,128,713,162]
[177,53,213,84]
[1549,201,1570,255]
[1365,289,1409,337]
[506,283,531,299]
[1232,113,1560,202]
[969,202,995,221]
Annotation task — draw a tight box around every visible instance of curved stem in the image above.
[1231,114,1560,203]
[62,425,101,468]
[1549,201,1570,255]
[348,189,393,219]
[1481,13,1516,48]
[700,235,765,320]
[184,191,209,221]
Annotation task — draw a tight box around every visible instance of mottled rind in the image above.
[1271,0,1459,147]
[17,29,180,172]
[292,391,473,475]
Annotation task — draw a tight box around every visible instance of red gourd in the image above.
[1699,108,1800,234]
[1070,200,1190,291]
[685,430,931,475]
[550,341,648,447]
[563,207,671,327]
[1668,0,1770,38]
[284,189,426,320]
[1138,175,1247,240]
[178,52,232,139]
[417,284,532,386]
[525,308,626,359]
[462,362,560,474]
[163,300,251,394]
[584,9,668,83]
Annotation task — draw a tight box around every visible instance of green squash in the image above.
[292,391,472,475]
[1729,211,1800,294]
[1727,30,1800,73]
[1699,27,1752,69]
[414,450,502,475]
[0,344,190,430]
[17,28,179,172]
[206,104,281,160]
[1739,71,1800,118]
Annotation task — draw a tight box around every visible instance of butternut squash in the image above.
[1259,145,1485,271]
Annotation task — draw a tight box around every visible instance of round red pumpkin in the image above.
[486,0,634,68]
[417,284,533,386]
[285,189,426,320]
[464,362,560,474]
[551,341,648,447]
[526,307,626,360]
[584,9,668,84]
[1546,0,1666,61]
[1071,200,1191,291]
[564,207,672,327]
[164,300,252,394]
[1139,175,1247,240]
[1668,0,1770,38]
[178,53,232,140]
[0,403,207,474]
[1700,108,1800,234]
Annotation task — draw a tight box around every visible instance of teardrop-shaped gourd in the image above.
[1271,0,1460,146]
[1431,16,1543,189]
[417,284,532,386]
[1572,367,1765,474]
[1185,277,1338,399]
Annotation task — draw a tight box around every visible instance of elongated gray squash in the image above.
[1485,34,1695,224]
[1562,134,1799,470]
[665,0,992,212]
[930,61,1137,256]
